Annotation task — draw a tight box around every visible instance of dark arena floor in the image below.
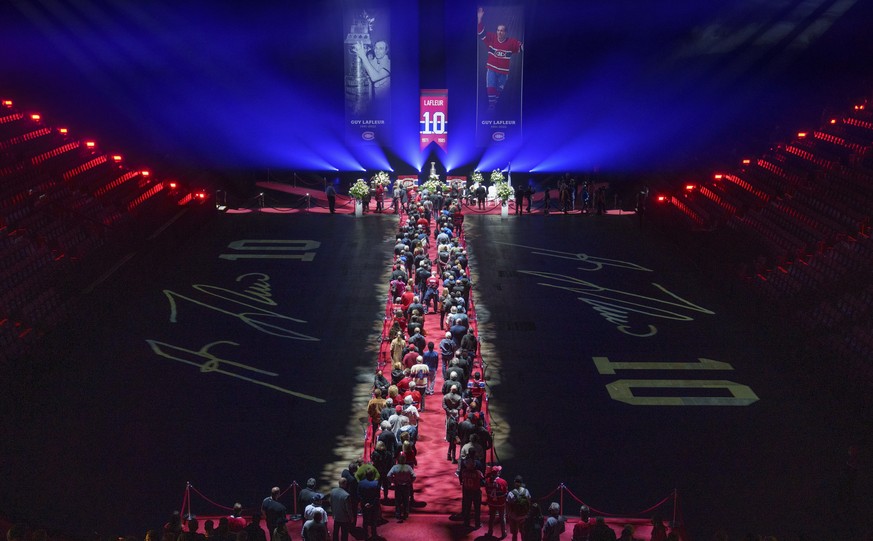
[3,205,872,541]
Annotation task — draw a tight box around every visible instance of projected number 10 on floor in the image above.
[593,356,759,406]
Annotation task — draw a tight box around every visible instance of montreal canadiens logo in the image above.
[362,131,375,141]
[492,132,505,141]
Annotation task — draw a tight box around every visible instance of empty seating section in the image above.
[0,98,177,363]
[669,98,873,370]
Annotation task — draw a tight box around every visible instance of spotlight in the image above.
[830,119,837,124]
[112,155,123,162]
[141,170,150,177]
[684,184,696,191]
[85,141,96,148]
[656,195,668,203]
[797,132,807,138]
[2,100,12,107]
[30,113,41,121]
[741,159,750,165]
[714,174,724,179]
[59,128,69,135]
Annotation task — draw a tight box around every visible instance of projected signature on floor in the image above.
[496,242,714,337]
[496,242,756,406]
[145,240,324,402]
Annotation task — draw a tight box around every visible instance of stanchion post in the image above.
[186,482,192,519]
[672,488,677,529]
[290,482,301,520]
[559,483,565,517]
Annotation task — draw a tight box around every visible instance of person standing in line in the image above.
[261,487,288,541]
[506,476,531,541]
[325,184,337,214]
[387,454,416,521]
[485,466,508,538]
[542,502,566,541]
[329,478,353,541]
[358,469,381,541]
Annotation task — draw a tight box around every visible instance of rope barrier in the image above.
[189,485,236,512]
[562,484,674,518]
[179,484,189,519]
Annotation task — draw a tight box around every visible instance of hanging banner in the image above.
[420,89,448,152]
[344,7,391,144]
[475,5,524,146]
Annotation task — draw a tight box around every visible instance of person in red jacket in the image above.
[485,465,508,538]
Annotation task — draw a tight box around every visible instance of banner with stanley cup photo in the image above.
[344,6,390,144]
[475,5,524,146]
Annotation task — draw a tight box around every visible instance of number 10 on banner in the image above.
[420,89,448,152]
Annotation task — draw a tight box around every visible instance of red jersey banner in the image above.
[420,89,448,152]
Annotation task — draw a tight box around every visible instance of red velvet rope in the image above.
[189,485,236,512]
[562,484,674,517]
[180,486,189,517]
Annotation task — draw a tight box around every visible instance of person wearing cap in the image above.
[300,508,327,541]
[506,476,532,541]
[401,394,420,426]
[388,405,408,435]
[304,493,329,531]
[485,466,508,538]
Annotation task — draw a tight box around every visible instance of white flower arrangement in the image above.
[374,171,391,186]
[489,169,505,184]
[471,171,484,185]
[495,180,514,203]
[349,179,370,200]
[422,178,443,194]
